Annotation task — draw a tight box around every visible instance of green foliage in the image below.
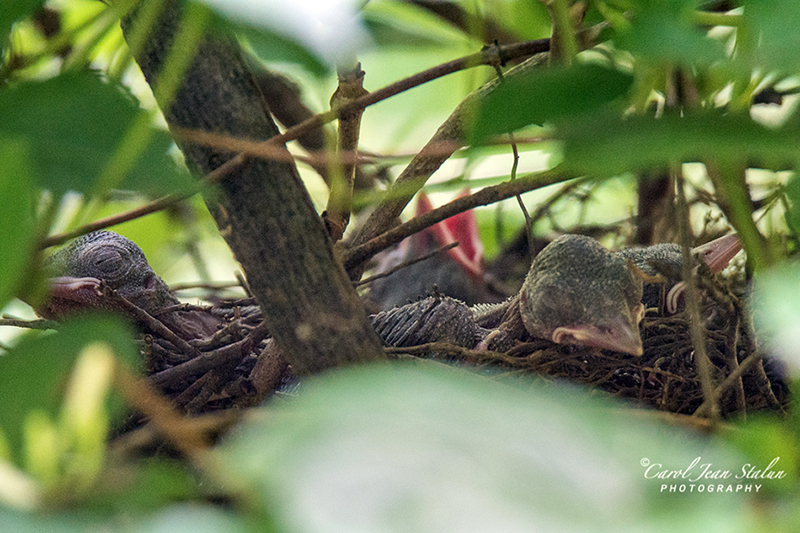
[0,0,43,59]
[784,173,800,232]
[0,139,36,311]
[752,263,800,372]
[560,111,799,177]
[740,0,800,76]
[1,0,800,530]
[0,70,190,197]
[0,314,138,468]
[468,63,634,143]
[361,6,457,49]
[221,364,751,532]
[616,0,727,66]
[0,504,247,532]
[84,460,204,513]
[232,20,330,79]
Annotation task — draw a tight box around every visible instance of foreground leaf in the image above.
[559,112,800,177]
[0,71,190,196]
[221,363,753,532]
[0,504,245,533]
[0,0,44,59]
[0,314,139,467]
[0,138,36,310]
[468,63,633,144]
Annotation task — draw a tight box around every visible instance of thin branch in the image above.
[104,285,201,360]
[39,153,247,249]
[692,350,765,418]
[149,322,269,388]
[344,168,572,272]
[490,55,534,261]
[0,317,59,330]
[676,169,719,423]
[267,39,550,148]
[356,242,458,287]
[323,63,369,241]
[169,281,243,292]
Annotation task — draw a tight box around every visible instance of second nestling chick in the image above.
[517,235,646,356]
[377,234,741,357]
[374,234,646,355]
[38,230,220,341]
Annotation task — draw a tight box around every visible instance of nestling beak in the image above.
[37,276,103,319]
[416,190,484,278]
[694,234,742,273]
[551,305,645,356]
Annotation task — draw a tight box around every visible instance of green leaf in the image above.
[0,504,246,533]
[559,112,800,177]
[0,508,92,533]
[362,14,453,49]
[221,363,751,532]
[615,0,726,66]
[85,460,203,513]
[751,263,800,376]
[741,0,800,76]
[785,173,800,233]
[0,314,139,467]
[0,138,36,310]
[468,63,633,144]
[0,71,191,197]
[0,0,44,59]
[129,504,248,532]
[724,416,797,496]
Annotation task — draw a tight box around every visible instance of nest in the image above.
[455,313,786,416]
[387,275,789,419]
[104,268,787,423]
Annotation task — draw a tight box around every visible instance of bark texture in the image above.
[120,0,384,375]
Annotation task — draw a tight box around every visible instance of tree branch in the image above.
[344,168,572,272]
[120,0,384,374]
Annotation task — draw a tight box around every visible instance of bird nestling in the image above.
[518,235,646,356]
[38,230,220,341]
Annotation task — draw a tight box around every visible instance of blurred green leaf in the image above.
[221,363,751,532]
[559,112,800,177]
[785,173,800,232]
[0,314,139,467]
[615,0,726,66]
[741,0,800,76]
[362,12,453,48]
[0,508,93,533]
[0,504,246,533]
[0,71,191,196]
[129,504,248,533]
[0,0,44,59]
[85,460,202,513]
[0,138,36,311]
[724,416,797,496]
[489,0,551,40]
[751,263,800,377]
[468,63,633,144]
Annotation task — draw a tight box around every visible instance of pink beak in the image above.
[416,190,484,278]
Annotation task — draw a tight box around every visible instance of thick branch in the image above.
[120,0,384,374]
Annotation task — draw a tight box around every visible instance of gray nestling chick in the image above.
[518,235,645,356]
